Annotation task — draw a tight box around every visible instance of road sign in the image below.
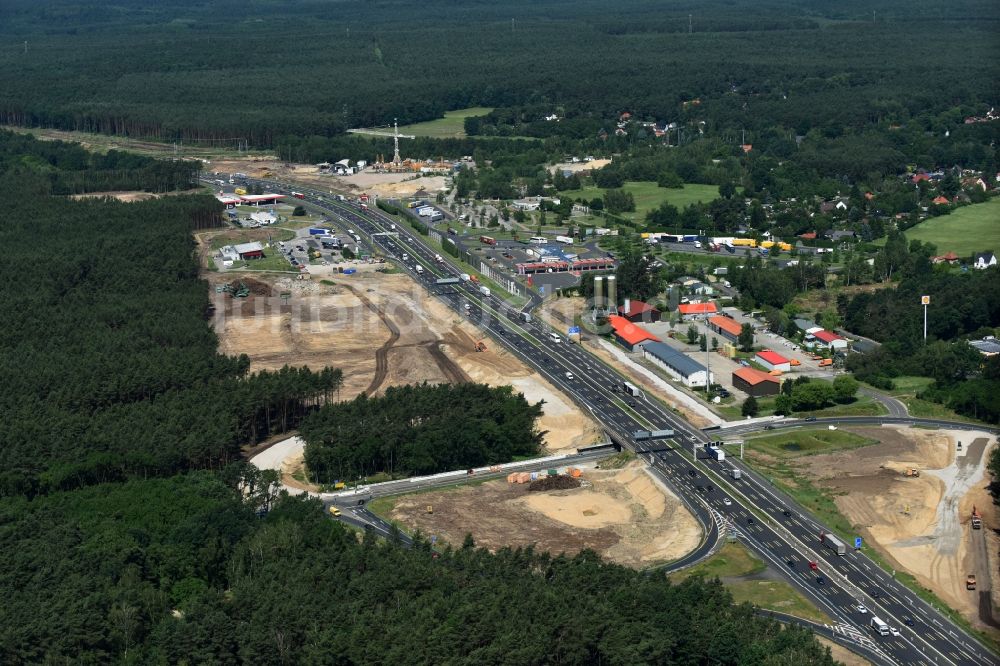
[854,537,862,550]
[568,326,581,335]
[921,295,930,305]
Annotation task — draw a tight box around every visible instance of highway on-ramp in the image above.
[225,177,997,666]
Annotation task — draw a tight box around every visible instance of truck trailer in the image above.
[820,531,847,556]
[706,446,725,461]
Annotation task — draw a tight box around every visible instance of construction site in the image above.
[751,425,999,634]
[382,459,702,568]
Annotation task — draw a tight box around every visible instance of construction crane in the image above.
[346,119,415,166]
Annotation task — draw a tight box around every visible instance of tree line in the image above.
[0,133,343,496]
[0,129,198,194]
[0,474,839,665]
[302,383,545,482]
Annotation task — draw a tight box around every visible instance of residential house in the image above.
[973,251,997,270]
[932,196,950,205]
[931,252,960,265]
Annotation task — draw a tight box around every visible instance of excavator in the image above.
[475,341,487,352]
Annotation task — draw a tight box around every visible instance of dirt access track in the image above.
[209,268,603,457]
[791,425,999,634]
[387,460,702,568]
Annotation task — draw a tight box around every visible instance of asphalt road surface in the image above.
[220,177,998,666]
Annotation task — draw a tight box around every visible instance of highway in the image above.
[223,177,997,666]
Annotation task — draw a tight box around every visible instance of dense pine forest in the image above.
[0,0,996,180]
[0,132,842,663]
[302,383,545,482]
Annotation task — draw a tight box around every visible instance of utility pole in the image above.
[689,14,693,34]
[921,295,930,342]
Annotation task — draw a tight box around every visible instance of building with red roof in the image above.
[239,193,285,206]
[813,329,848,351]
[677,302,718,320]
[707,315,744,343]
[732,367,781,397]
[755,349,791,372]
[932,195,950,205]
[617,299,661,323]
[911,173,931,184]
[607,315,661,351]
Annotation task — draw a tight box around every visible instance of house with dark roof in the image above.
[732,367,781,397]
[607,315,660,351]
[827,230,856,242]
[642,342,712,388]
[970,337,1000,356]
[617,299,661,323]
[973,252,997,270]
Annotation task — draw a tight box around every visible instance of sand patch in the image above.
[518,489,632,529]
[388,460,702,568]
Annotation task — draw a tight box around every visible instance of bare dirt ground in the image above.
[791,426,998,632]
[537,296,714,428]
[387,460,701,568]
[210,268,602,475]
[67,190,181,202]
[547,159,612,174]
[207,156,448,199]
[816,637,872,666]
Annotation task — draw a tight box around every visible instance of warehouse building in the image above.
[220,242,265,262]
[755,349,791,373]
[708,315,743,344]
[813,329,848,351]
[677,302,718,320]
[732,367,782,397]
[642,341,712,388]
[607,315,660,351]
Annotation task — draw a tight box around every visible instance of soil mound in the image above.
[528,476,581,492]
[227,278,273,296]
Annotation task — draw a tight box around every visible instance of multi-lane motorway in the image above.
[221,177,997,666]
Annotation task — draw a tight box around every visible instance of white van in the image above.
[565,372,574,380]
[550,333,562,343]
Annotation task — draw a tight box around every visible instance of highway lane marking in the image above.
[282,184,978,665]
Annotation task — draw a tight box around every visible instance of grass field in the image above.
[897,198,1000,255]
[565,181,720,223]
[671,542,829,623]
[397,107,494,138]
[672,542,765,580]
[747,428,878,458]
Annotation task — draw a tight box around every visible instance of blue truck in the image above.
[308,227,328,235]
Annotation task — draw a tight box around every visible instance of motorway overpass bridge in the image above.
[217,176,997,666]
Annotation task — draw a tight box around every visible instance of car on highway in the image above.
[871,590,881,599]
[723,497,732,506]
[328,506,341,517]
[816,576,826,585]
[706,485,714,492]
[804,416,817,422]
[763,424,775,430]
[856,604,868,614]
[786,559,795,568]
[565,372,575,380]
[688,469,697,477]
[902,616,914,627]
[889,627,900,637]
[747,517,755,525]
[808,561,819,571]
